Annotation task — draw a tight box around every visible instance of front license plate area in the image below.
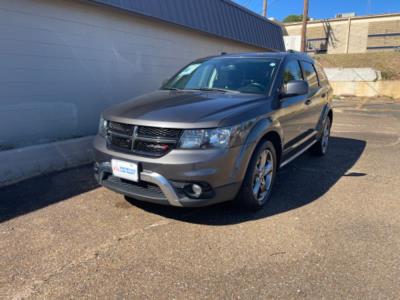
[111,159,138,182]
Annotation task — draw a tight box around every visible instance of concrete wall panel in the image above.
[330,80,400,98]
[348,22,369,53]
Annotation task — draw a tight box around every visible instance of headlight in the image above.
[178,120,255,149]
[98,117,108,137]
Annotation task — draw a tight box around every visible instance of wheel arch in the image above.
[316,104,333,135]
[327,108,333,123]
[260,130,283,166]
[250,118,284,166]
[234,118,284,182]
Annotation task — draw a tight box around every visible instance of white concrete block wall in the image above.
[0,0,264,149]
[324,68,381,82]
[283,35,301,51]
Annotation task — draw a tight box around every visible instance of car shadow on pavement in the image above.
[0,136,366,225]
[127,136,366,225]
[0,165,99,223]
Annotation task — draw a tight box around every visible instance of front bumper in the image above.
[93,135,253,207]
[95,162,239,207]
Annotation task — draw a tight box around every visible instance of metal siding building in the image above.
[0,0,284,152]
[90,0,285,51]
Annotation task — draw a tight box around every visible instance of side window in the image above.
[302,61,319,90]
[315,63,327,83]
[283,60,303,84]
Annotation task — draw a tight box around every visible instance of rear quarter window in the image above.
[302,61,319,93]
[314,63,328,83]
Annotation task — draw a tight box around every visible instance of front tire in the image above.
[236,140,277,210]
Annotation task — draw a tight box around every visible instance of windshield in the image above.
[162,57,280,94]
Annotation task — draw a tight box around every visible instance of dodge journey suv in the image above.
[93,52,333,210]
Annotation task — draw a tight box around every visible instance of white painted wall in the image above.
[324,68,381,82]
[0,0,264,150]
[283,35,300,51]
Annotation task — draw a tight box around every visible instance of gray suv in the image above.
[93,52,333,210]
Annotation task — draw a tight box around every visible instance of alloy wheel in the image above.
[321,118,331,154]
[252,149,274,204]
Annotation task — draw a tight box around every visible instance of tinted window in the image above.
[283,60,303,83]
[302,61,319,90]
[163,57,280,94]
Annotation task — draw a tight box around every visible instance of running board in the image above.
[280,140,317,168]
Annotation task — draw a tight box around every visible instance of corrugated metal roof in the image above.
[87,0,285,51]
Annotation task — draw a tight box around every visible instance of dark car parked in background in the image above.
[93,51,333,210]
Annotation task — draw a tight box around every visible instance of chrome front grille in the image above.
[107,121,182,157]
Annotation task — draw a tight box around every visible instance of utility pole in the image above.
[300,0,309,52]
[262,0,267,17]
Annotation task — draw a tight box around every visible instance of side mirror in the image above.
[281,80,309,98]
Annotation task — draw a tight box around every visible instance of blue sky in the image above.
[234,0,400,21]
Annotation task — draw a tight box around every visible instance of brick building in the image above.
[284,13,400,54]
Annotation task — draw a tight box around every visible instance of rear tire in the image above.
[311,116,331,156]
[236,140,277,211]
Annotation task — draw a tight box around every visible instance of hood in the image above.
[103,90,270,128]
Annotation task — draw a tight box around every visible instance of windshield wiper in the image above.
[162,87,181,91]
[192,87,239,93]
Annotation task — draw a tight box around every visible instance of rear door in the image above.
[301,61,327,132]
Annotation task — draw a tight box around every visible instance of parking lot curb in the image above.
[0,136,94,188]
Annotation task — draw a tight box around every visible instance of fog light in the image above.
[191,184,202,197]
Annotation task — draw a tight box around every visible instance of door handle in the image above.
[305,99,312,105]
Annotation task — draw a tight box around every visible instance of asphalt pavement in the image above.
[1,98,400,299]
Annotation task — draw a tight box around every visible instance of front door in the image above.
[277,59,311,153]
[301,61,327,133]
